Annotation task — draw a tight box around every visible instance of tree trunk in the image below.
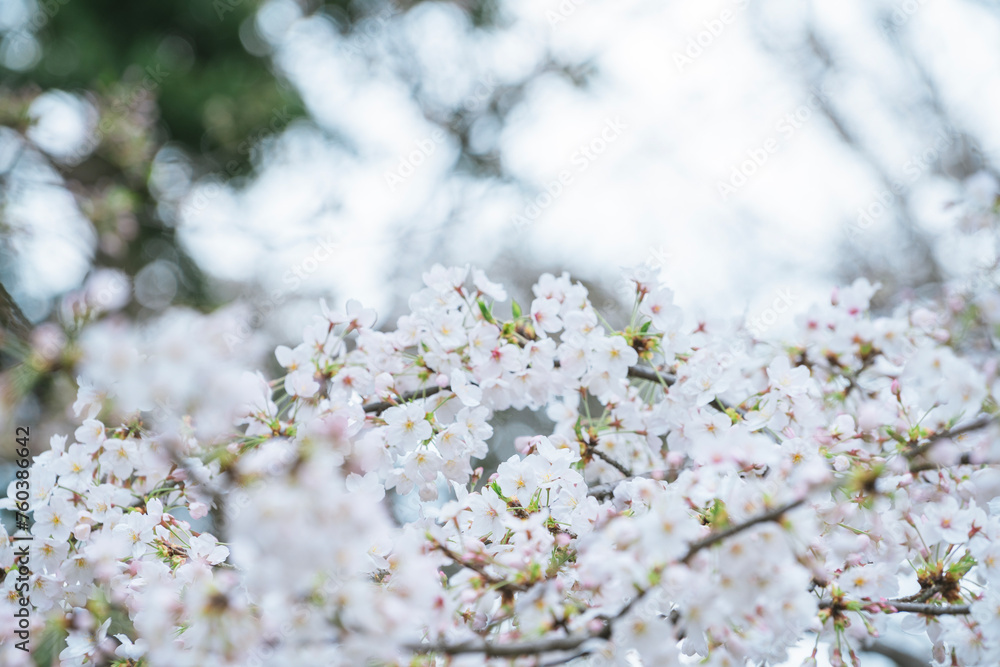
[0,281,31,363]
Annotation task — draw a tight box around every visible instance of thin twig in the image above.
[404,634,598,657]
[539,649,593,666]
[904,416,995,461]
[679,495,808,564]
[588,469,679,499]
[405,491,817,658]
[366,365,673,415]
[363,385,443,414]
[589,447,632,477]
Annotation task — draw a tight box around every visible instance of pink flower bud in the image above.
[73,523,92,541]
[189,502,209,519]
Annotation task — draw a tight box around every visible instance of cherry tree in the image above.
[3,180,1000,666]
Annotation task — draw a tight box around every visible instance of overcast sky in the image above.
[6,0,1000,339]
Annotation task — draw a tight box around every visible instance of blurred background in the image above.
[2,0,999,333]
[2,0,1000,663]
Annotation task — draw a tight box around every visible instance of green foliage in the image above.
[9,0,308,167]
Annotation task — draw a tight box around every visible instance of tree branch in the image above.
[887,602,970,615]
[626,365,673,385]
[679,495,808,564]
[363,385,443,414]
[588,469,679,499]
[589,447,632,477]
[0,280,31,344]
[818,597,971,616]
[405,633,597,658]
[405,491,816,658]
[860,639,930,667]
[904,416,996,462]
[365,364,674,415]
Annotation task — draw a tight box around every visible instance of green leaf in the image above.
[511,299,522,319]
[477,299,495,323]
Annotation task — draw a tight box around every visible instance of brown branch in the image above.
[366,364,674,415]
[588,469,679,499]
[679,495,808,564]
[626,365,674,385]
[539,649,593,666]
[363,385,443,414]
[887,602,970,615]
[0,281,31,344]
[892,586,941,604]
[860,639,929,667]
[819,598,970,616]
[405,634,598,658]
[904,416,995,462]
[908,453,975,474]
[589,447,632,477]
[431,538,529,593]
[627,364,783,444]
[405,491,817,658]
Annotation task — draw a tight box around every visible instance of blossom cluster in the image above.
[3,252,1000,666]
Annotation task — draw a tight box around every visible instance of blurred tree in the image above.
[746,0,1000,311]
[5,0,306,169]
[0,0,310,315]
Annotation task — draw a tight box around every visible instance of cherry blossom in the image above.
[5,240,1000,667]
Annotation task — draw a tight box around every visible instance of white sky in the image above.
[167,0,1000,341]
[7,0,999,334]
